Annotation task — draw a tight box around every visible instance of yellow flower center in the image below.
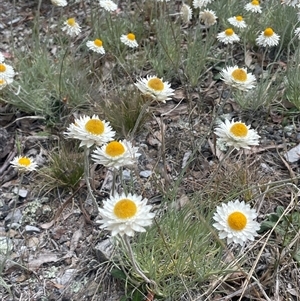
[127,33,136,41]
[0,79,5,85]
[67,18,76,27]
[94,39,103,47]
[225,28,234,36]
[148,78,164,91]
[231,68,247,82]
[251,0,259,5]
[264,28,274,37]
[236,16,243,21]
[230,123,248,137]
[114,199,137,219]
[85,119,104,135]
[0,64,6,72]
[228,211,247,231]
[105,141,125,157]
[18,157,31,166]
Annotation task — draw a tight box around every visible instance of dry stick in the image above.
[237,190,298,301]
[84,146,99,213]
[122,235,157,289]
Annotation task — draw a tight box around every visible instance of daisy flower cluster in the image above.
[0,53,15,90]
[64,114,154,237]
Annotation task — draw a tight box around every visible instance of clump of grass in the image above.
[37,142,84,192]
[114,201,229,299]
[98,89,149,137]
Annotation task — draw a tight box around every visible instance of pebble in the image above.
[4,209,22,224]
[25,225,41,233]
[19,189,28,198]
[94,238,115,262]
[0,237,13,254]
[57,269,77,286]
[121,170,131,181]
[139,170,152,178]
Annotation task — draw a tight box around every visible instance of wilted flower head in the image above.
[10,156,38,172]
[199,9,217,27]
[97,193,155,236]
[217,28,240,44]
[213,199,260,246]
[99,0,117,11]
[244,0,262,13]
[91,140,141,169]
[64,115,115,148]
[135,75,175,103]
[181,3,193,23]
[256,27,280,47]
[51,0,67,6]
[86,39,105,54]
[220,65,256,91]
[214,119,260,150]
[193,0,213,9]
[62,18,81,37]
[120,33,138,48]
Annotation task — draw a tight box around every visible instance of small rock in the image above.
[0,237,13,254]
[18,189,28,198]
[5,209,22,224]
[121,169,131,181]
[57,269,76,286]
[25,225,41,233]
[139,170,152,178]
[10,223,21,230]
[94,238,115,262]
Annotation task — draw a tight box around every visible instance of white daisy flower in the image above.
[220,65,256,91]
[86,39,105,54]
[181,3,193,23]
[244,0,262,13]
[97,193,155,237]
[0,78,13,90]
[64,115,115,148]
[256,27,280,47]
[193,0,212,9]
[120,33,138,48]
[51,0,67,6]
[214,119,260,150]
[228,15,247,28]
[10,156,38,172]
[199,9,218,27]
[294,27,300,39]
[217,28,240,44]
[91,140,141,169]
[135,75,175,103]
[213,199,260,246]
[0,63,15,81]
[62,18,81,37]
[99,0,117,12]
[0,52,4,63]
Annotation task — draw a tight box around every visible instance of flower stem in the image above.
[84,146,98,213]
[122,235,157,288]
